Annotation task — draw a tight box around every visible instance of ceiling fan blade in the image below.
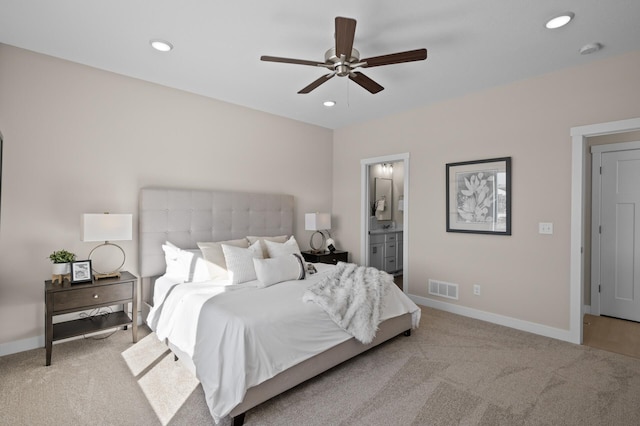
[298,73,335,94]
[335,17,356,59]
[360,48,427,68]
[348,72,384,94]
[261,55,326,67]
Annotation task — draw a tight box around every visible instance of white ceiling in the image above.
[1,1,639,129]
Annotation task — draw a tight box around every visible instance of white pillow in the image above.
[222,240,264,284]
[264,236,302,258]
[246,235,289,258]
[198,238,249,281]
[162,242,211,283]
[253,253,306,288]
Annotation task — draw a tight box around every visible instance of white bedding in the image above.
[147,263,420,423]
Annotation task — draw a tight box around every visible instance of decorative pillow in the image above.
[221,241,264,285]
[264,236,302,259]
[246,235,289,258]
[197,238,249,281]
[162,242,211,283]
[253,253,306,288]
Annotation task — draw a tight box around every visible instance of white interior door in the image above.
[592,142,640,322]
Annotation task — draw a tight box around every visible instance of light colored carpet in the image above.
[1,307,640,425]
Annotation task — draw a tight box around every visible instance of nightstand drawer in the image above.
[301,250,348,265]
[53,283,132,312]
[324,252,348,264]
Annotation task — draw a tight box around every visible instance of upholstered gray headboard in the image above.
[138,187,294,278]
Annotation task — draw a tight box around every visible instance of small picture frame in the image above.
[446,157,512,235]
[70,260,93,284]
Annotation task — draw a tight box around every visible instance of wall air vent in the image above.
[428,279,459,300]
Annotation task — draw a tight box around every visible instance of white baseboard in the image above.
[3,297,578,357]
[0,335,44,357]
[583,305,591,315]
[0,308,144,357]
[409,294,573,343]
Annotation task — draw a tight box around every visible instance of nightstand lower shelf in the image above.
[53,311,132,341]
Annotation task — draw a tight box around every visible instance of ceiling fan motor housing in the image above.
[325,47,360,76]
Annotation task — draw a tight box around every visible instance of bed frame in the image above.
[138,187,412,426]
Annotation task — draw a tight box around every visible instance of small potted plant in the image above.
[49,249,77,275]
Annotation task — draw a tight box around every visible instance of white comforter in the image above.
[147,263,420,423]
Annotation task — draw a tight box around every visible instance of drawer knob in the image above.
[93,294,99,299]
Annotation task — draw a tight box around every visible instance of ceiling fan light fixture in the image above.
[545,12,574,29]
[150,39,173,52]
[323,100,336,107]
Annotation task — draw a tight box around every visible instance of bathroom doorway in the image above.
[361,153,409,293]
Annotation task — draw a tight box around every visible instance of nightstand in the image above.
[301,250,348,265]
[44,271,138,366]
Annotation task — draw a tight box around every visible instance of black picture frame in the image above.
[70,260,93,284]
[446,157,511,235]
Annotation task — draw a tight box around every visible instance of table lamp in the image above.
[81,213,132,279]
[305,213,331,254]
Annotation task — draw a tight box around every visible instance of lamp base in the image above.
[309,230,326,254]
[93,271,121,280]
[88,242,126,281]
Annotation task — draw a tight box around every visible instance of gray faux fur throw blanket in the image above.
[303,262,391,344]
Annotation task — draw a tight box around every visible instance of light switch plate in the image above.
[539,222,553,234]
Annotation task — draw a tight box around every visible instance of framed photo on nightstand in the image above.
[70,260,93,284]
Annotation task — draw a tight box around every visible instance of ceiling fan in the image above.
[260,16,427,94]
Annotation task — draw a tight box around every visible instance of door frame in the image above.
[361,152,410,294]
[570,117,640,344]
[590,141,640,316]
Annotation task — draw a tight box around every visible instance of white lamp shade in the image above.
[305,213,331,231]
[82,213,133,242]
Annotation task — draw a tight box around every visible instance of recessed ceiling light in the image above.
[150,39,173,52]
[545,12,574,29]
[323,100,336,107]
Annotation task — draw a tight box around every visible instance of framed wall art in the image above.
[446,157,511,235]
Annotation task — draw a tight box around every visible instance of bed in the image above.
[139,187,420,425]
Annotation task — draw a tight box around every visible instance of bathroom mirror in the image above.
[374,178,392,221]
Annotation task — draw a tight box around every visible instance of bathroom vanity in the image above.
[369,229,403,275]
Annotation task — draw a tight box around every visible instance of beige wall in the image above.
[1,42,639,352]
[0,44,333,350]
[333,50,640,331]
